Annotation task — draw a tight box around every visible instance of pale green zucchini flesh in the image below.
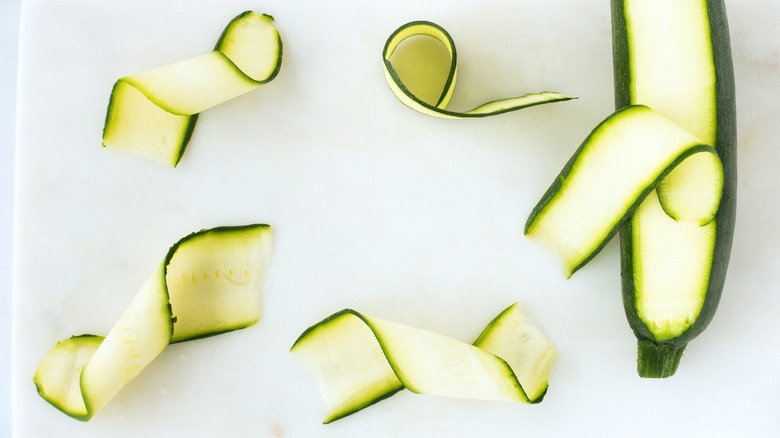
[613,0,736,377]
[382,21,575,119]
[34,335,104,421]
[290,311,405,424]
[34,224,273,420]
[291,303,555,423]
[629,192,716,341]
[80,265,173,416]
[473,303,557,402]
[102,11,282,167]
[525,105,721,278]
[167,225,274,342]
[623,0,722,224]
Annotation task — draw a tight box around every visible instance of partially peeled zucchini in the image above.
[291,303,556,423]
[382,21,574,118]
[525,0,735,378]
[102,11,282,166]
[34,225,273,420]
[613,0,736,377]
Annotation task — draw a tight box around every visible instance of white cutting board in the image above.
[12,0,780,436]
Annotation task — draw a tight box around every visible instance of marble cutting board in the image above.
[12,0,780,436]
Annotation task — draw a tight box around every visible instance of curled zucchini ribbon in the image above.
[102,11,283,166]
[382,20,575,118]
[525,105,723,277]
[33,225,273,421]
[291,303,556,423]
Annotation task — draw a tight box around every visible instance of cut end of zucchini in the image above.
[636,339,686,378]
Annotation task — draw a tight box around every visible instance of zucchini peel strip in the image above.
[33,225,273,421]
[291,302,556,423]
[525,105,722,277]
[102,11,283,166]
[382,21,575,118]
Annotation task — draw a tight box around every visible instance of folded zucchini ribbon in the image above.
[102,11,283,166]
[525,105,723,277]
[34,225,273,421]
[292,302,556,423]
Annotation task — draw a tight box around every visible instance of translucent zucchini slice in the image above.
[525,105,722,277]
[291,302,556,423]
[382,21,574,118]
[102,11,282,166]
[33,224,273,421]
[33,335,104,421]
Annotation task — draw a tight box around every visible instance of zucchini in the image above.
[527,0,735,378]
[291,302,555,423]
[33,224,273,420]
[525,105,722,278]
[102,11,282,166]
[33,335,104,422]
[613,0,736,377]
[382,21,574,118]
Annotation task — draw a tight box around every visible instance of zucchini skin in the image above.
[611,0,737,375]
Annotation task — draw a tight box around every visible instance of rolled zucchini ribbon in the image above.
[382,20,574,119]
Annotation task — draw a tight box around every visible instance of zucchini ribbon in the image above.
[102,11,282,166]
[292,302,556,423]
[383,21,574,118]
[34,225,273,421]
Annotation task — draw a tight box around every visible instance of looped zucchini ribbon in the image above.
[382,21,575,118]
[102,11,283,166]
[33,225,273,421]
[291,302,556,423]
[525,105,723,278]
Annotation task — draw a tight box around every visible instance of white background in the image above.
[6,0,780,437]
[2,0,23,436]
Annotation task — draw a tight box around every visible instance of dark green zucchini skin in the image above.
[611,0,737,377]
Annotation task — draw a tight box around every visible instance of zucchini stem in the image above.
[636,339,686,378]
